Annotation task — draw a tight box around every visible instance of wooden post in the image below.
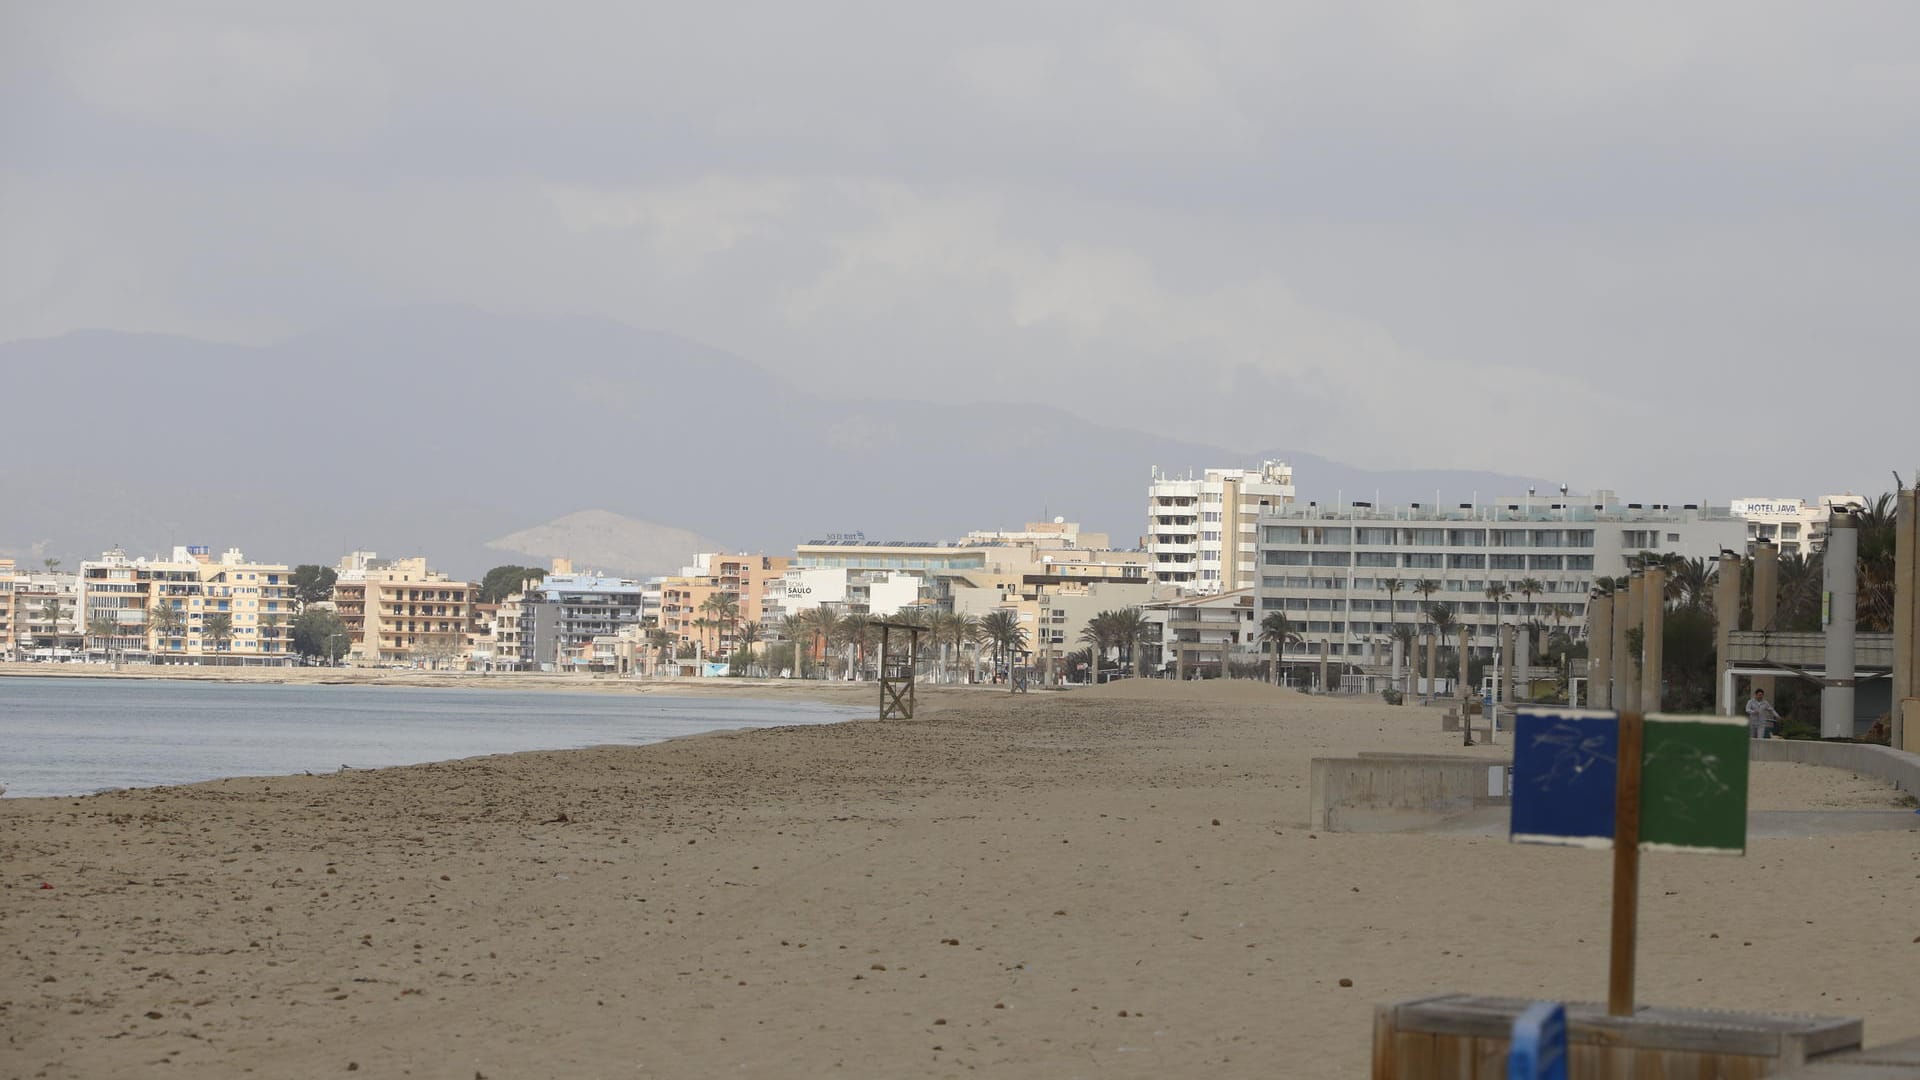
[878,623,890,719]
[1609,711,1645,1017]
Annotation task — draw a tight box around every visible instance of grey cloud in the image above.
[3,1,1916,500]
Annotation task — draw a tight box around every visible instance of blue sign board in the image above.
[1510,709,1619,849]
[1508,1000,1568,1080]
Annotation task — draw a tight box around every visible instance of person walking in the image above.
[1746,688,1782,739]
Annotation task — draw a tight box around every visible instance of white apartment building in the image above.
[1730,495,1868,558]
[1255,494,1749,662]
[1147,461,1296,594]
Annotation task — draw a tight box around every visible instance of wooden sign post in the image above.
[1510,708,1748,1017]
[1607,712,1643,1017]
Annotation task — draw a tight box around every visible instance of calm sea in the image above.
[0,677,859,799]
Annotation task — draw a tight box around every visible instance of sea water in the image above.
[0,676,857,798]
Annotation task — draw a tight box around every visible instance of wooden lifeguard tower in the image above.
[875,621,925,719]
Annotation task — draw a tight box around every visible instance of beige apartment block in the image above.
[659,553,790,660]
[332,552,478,666]
[77,546,297,663]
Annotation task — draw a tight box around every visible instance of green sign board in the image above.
[1639,713,1749,854]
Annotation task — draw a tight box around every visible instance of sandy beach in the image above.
[4,680,1917,1079]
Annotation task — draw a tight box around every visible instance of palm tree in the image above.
[646,627,674,675]
[1667,559,1712,613]
[838,612,876,680]
[1380,576,1403,632]
[736,622,762,675]
[1854,492,1898,632]
[801,606,839,679]
[1078,612,1112,683]
[1515,577,1544,620]
[948,612,982,683]
[978,609,1026,676]
[779,614,808,677]
[259,613,283,656]
[37,596,65,649]
[204,612,234,654]
[699,592,740,658]
[149,603,185,653]
[87,613,117,659]
[1107,606,1152,677]
[690,617,713,661]
[1259,611,1298,686]
[1774,552,1823,632]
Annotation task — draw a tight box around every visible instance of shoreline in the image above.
[0,660,986,706]
[4,679,1915,1078]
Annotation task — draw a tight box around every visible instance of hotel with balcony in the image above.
[657,552,791,661]
[1147,461,1296,594]
[332,551,478,666]
[2,559,82,660]
[78,546,297,663]
[1254,493,1749,665]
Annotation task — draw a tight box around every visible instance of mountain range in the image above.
[0,307,1546,578]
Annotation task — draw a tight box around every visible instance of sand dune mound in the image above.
[1065,677,1307,704]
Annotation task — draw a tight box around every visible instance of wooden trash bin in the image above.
[1373,993,1862,1079]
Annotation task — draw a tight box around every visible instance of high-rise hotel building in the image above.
[1147,461,1296,594]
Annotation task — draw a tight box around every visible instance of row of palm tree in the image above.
[1077,607,1151,680]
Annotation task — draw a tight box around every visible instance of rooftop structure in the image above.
[1729,495,1869,558]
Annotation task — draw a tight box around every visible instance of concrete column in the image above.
[1618,574,1644,712]
[1641,567,1666,713]
[1174,643,1185,682]
[1424,632,1438,702]
[1589,591,1614,709]
[1713,552,1742,716]
[1822,512,1858,739]
[1752,541,1779,701]
[1516,619,1532,706]
[1894,487,1916,750]
[1609,589,1631,713]
[1457,625,1472,713]
[1500,623,1516,709]
[1318,638,1331,693]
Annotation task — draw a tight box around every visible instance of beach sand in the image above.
[4,680,1917,1078]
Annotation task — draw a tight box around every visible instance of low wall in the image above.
[1748,740,1920,799]
[1309,754,1509,832]
[1375,994,1863,1079]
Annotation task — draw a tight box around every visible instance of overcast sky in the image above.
[4,2,1916,500]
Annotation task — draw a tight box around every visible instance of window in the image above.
[1264,526,1304,545]
[1405,552,1443,569]
[1265,550,1310,565]
[1666,532,1681,542]
[1356,527,1395,546]
[1447,554,1486,569]
[1447,529,1486,546]
[1356,552,1397,567]
[1310,551,1350,567]
[1490,554,1525,570]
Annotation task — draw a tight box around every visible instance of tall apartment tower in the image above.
[1147,461,1296,594]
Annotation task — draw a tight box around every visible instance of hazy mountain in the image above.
[487,510,722,579]
[0,307,1548,577]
